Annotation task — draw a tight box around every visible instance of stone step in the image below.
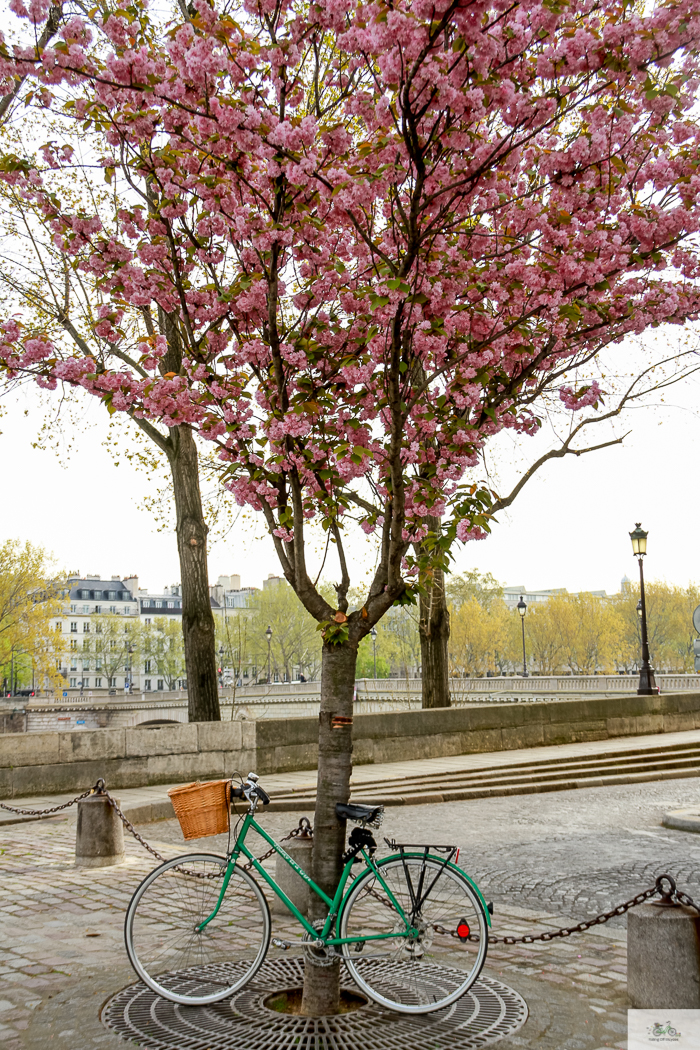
[263,743,700,811]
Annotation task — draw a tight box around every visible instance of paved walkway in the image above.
[5,726,700,822]
[4,731,700,1049]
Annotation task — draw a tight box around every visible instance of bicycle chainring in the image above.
[302,920,338,968]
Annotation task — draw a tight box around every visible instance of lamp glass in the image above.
[517,596,527,618]
[629,523,648,556]
[636,600,643,619]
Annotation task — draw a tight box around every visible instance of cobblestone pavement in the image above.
[2,775,699,1050]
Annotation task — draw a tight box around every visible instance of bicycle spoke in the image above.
[125,854,270,1005]
[340,856,488,1014]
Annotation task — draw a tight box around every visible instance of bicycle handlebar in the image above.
[230,779,270,806]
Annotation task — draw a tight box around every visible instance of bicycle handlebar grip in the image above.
[254,786,270,805]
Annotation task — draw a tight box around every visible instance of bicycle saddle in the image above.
[336,802,384,827]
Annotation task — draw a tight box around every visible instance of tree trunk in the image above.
[169,424,220,722]
[300,641,357,1016]
[416,515,451,709]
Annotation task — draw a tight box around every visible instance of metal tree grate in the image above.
[102,958,527,1050]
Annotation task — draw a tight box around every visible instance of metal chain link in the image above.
[103,787,313,879]
[5,781,699,936]
[0,788,92,816]
[433,874,699,944]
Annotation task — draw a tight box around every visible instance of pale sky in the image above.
[1,337,699,599]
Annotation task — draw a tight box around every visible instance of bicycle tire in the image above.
[338,854,488,1014]
[124,853,270,1005]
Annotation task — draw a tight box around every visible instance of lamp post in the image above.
[265,625,272,684]
[629,523,657,695]
[517,596,528,677]
[125,643,134,694]
[371,626,378,679]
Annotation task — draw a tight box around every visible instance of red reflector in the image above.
[457,923,470,939]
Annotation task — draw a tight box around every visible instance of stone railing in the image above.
[2,674,698,734]
[3,689,700,799]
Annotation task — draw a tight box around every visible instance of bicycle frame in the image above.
[196,810,411,946]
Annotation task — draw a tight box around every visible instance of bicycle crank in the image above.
[302,921,338,967]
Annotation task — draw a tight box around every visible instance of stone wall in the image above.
[2,690,700,799]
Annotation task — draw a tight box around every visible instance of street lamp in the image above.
[517,596,528,677]
[629,523,657,695]
[125,643,135,694]
[265,625,272,683]
[370,626,378,679]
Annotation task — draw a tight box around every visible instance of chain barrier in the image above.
[4,782,699,942]
[0,788,92,816]
[432,874,699,945]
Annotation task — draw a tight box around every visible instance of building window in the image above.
[82,678,89,688]
[108,591,117,600]
[96,658,102,670]
[70,661,77,671]
[70,622,77,633]
[80,589,90,599]
[109,605,116,614]
[70,604,77,613]
[95,623,102,634]
[82,659,90,670]
[109,677,116,688]
[145,679,151,691]
[145,618,151,625]
[70,639,78,651]
[83,639,90,651]
[155,600,163,608]
[95,677,102,688]
[55,622,61,632]
[157,679,164,690]
[95,605,101,614]
[70,677,77,687]
[144,660,151,673]
[167,601,174,608]
[83,622,90,633]
[83,605,90,614]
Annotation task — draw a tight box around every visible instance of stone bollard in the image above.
[75,784,125,868]
[271,823,313,917]
[628,881,700,1008]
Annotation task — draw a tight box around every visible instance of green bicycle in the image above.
[124,772,491,1014]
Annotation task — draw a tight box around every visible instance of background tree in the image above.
[0,124,220,723]
[140,617,187,689]
[3,0,700,1016]
[0,537,63,694]
[420,356,700,705]
[248,582,323,683]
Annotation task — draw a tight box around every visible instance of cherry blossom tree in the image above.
[2,0,700,1014]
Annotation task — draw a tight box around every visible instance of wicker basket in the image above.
[167,779,231,840]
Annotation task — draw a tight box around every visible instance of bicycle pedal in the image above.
[272,938,292,950]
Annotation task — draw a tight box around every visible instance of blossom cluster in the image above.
[1,0,700,572]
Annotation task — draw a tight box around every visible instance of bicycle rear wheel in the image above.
[339,854,488,1014]
[125,853,270,1005]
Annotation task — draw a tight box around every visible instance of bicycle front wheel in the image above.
[339,855,488,1014]
[125,853,270,1005]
